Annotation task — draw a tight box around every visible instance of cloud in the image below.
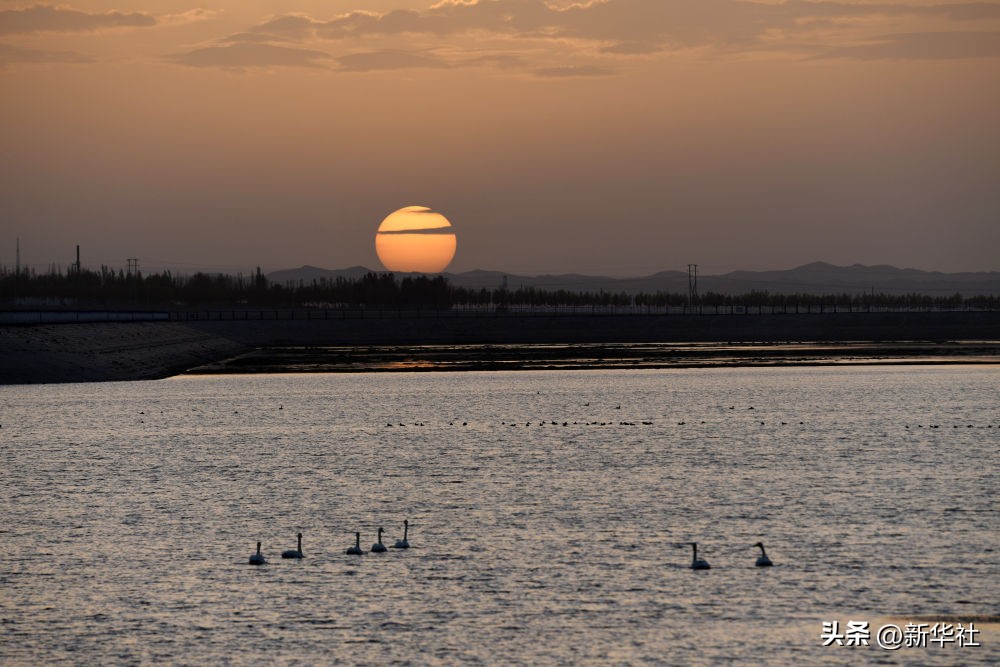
[0,42,93,66]
[250,1,1000,47]
[335,49,450,72]
[308,9,444,40]
[198,1,1000,73]
[463,52,529,69]
[250,14,320,40]
[918,2,1000,20]
[813,31,1000,60]
[599,41,665,56]
[533,64,616,77]
[0,5,156,35]
[160,9,220,28]
[169,42,334,70]
[219,32,291,45]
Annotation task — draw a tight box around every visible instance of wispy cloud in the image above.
[0,5,156,35]
[169,42,334,70]
[335,49,450,72]
[159,9,220,28]
[250,14,318,41]
[813,31,1000,60]
[219,32,290,45]
[599,41,665,56]
[248,1,1000,48]
[176,1,1000,73]
[0,42,93,66]
[533,64,615,77]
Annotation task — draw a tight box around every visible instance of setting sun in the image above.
[375,206,457,273]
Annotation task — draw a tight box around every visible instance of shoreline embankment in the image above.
[184,310,1000,346]
[2,311,1000,384]
[0,322,248,385]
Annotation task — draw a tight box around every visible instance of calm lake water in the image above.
[1,366,998,665]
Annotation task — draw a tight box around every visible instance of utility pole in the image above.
[74,245,81,274]
[687,264,698,305]
[127,258,139,276]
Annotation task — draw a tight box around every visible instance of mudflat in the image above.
[3,310,1000,384]
[186,340,1000,375]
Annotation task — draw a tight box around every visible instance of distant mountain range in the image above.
[267,262,1000,297]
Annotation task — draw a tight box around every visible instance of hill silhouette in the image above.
[267,262,1000,297]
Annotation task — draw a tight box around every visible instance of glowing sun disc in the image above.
[375,206,457,273]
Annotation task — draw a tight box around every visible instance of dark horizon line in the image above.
[3,260,999,280]
[268,261,1000,279]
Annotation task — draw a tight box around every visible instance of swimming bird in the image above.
[281,533,304,559]
[393,520,411,549]
[689,542,710,570]
[753,542,773,567]
[346,532,364,555]
[371,527,388,553]
[248,542,267,565]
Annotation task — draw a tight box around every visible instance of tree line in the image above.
[1,265,997,310]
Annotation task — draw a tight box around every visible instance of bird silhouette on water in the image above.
[346,532,364,555]
[249,542,266,565]
[371,527,388,553]
[753,542,773,567]
[393,520,411,549]
[689,542,710,570]
[281,533,304,559]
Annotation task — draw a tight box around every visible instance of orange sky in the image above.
[1,1,998,276]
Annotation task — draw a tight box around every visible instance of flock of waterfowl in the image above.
[249,524,772,571]
[224,401,986,570]
[138,405,998,431]
[683,541,774,570]
[906,424,995,429]
[383,419,998,429]
[249,520,411,565]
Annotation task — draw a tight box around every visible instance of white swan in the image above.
[689,542,710,570]
[393,519,411,549]
[371,527,388,553]
[248,541,267,565]
[282,532,304,559]
[754,542,773,567]
[345,531,364,555]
